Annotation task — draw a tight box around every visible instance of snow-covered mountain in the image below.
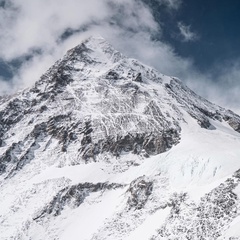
[1,36,240,240]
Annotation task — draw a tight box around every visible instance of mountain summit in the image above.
[1,37,240,239]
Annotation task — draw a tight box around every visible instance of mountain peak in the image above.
[66,35,125,65]
[1,37,240,239]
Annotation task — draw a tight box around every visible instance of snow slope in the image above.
[0,37,240,239]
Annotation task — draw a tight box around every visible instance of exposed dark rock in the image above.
[8,141,39,178]
[165,82,224,130]
[224,116,240,133]
[106,70,119,80]
[195,106,215,118]
[34,182,124,219]
[46,114,80,152]
[39,105,48,113]
[0,142,21,175]
[127,176,153,209]
[79,129,180,161]
[198,118,212,129]
[0,122,48,179]
[154,169,240,240]
[133,73,142,82]
[0,139,5,147]
[120,82,140,93]
[0,98,31,138]
[32,42,94,98]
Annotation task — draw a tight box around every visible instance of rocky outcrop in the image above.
[133,73,143,82]
[0,97,31,138]
[224,114,240,133]
[153,170,240,240]
[0,123,47,179]
[80,129,180,161]
[127,176,153,209]
[0,142,21,175]
[34,182,124,219]
[165,80,240,131]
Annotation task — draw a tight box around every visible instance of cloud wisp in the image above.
[159,0,182,10]
[0,0,239,114]
[177,22,199,42]
[0,0,160,92]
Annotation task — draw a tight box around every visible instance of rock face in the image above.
[35,182,124,218]
[127,176,153,209]
[0,37,184,180]
[153,171,240,240]
[1,37,240,239]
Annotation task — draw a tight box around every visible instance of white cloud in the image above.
[0,0,160,60]
[0,78,13,95]
[0,0,111,59]
[182,60,240,115]
[0,0,239,114]
[178,22,199,42]
[0,0,159,91]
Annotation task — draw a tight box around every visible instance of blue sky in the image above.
[0,0,239,113]
[152,0,240,72]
